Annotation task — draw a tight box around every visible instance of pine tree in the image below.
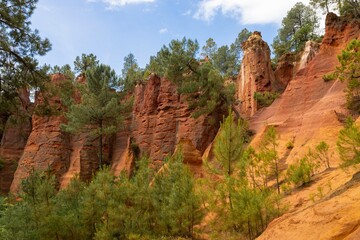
[62,64,124,167]
[120,53,143,92]
[337,118,360,167]
[147,37,239,119]
[0,0,51,137]
[74,53,99,75]
[315,141,331,169]
[152,150,203,237]
[335,39,360,113]
[0,170,60,240]
[260,126,281,194]
[205,111,247,230]
[272,2,319,60]
[201,38,217,59]
[52,177,87,239]
[79,167,117,239]
[311,0,360,18]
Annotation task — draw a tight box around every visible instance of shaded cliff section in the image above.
[0,89,32,194]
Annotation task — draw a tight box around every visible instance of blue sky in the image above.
[31,0,311,74]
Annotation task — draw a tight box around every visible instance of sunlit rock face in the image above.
[237,31,275,117]
[255,13,360,240]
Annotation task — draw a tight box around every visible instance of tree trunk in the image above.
[326,0,330,13]
[99,120,103,168]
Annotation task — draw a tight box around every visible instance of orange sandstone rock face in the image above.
[10,74,71,192]
[131,74,219,169]
[273,41,319,92]
[255,13,360,240]
[0,89,32,194]
[238,31,275,117]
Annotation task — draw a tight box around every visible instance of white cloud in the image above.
[88,0,155,9]
[194,0,310,25]
[159,28,168,34]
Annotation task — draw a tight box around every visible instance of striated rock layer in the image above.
[7,73,218,192]
[237,31,275,117]
[256,13,360,240]
[0,89,32,194]
[131,74,219,169]
[10,74,71,192]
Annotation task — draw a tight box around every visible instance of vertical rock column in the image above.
[10,74,71,193]
[237,31,275,117]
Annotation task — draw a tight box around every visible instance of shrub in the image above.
[254,91,280,108]
[286,157,315,186]
[322,72,336,82]
[337,118,360,167]
[286,141,294,150]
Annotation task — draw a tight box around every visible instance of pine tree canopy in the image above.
[0,0,51,107]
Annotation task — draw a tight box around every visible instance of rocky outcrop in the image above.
[0,89,32,194]
[254,13,360,240]
[297,41,320,71]
[273,41,320,92]
[237,31,275,117]
[131,74,219,169]
[10,74,71,192]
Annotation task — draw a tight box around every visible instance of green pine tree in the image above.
[62,64,124,167]
[260,126,281,194]
[205,111,247,230]
[152,150,204,237]
[337,118,360,167]
[335,39,360,113]
[0,0,51,137]
[272,2,320,60]
[74,53,99,75]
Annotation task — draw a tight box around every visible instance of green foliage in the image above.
[52,177,86,239]
[50,64,75,80]
[120,53,143,92]
[202,29,252,78]
[146,32,253,118]
[310,0,360,18]
[155,37,237,118]
[310,0,335,14]
[335,39,360,113]
[260,126,281,194]
[62,64,125,167]
[323,72,337,82]
[315,141,331,168]
[201,37,217,59]
[337,117,360,167]
[245,147,271,191]
[286,157,315,186]
[0,0,51,123]
[272,2,319,60]
[205,112,247,229]
[254,91,280,108]
[0,155,203,239]
[341,0,360,18]
[152,151,203,237]
[286,140,294,150]
[73,53,99,75]
[0,170,59,240]
[204,114,284,239]
[211,111,247,177]
[231,187,281,239]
